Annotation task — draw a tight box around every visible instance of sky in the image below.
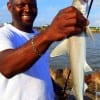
[0,0,100,27]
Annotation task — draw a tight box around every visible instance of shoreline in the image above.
[91,31,100,33]
[50,67,100,100]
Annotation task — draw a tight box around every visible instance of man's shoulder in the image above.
[0,25,7,30]
[0,24,10,32]
[0,24,12,37]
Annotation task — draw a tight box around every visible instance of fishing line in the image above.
[87,0,94,18]
[63,69,71,95]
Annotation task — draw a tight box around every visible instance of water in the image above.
[49,33,100,70]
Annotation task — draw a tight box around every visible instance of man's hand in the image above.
[44,6,89,42]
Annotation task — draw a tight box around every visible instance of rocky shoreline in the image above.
[50,67,100,100]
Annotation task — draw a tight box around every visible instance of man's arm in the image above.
[0,6,88,78]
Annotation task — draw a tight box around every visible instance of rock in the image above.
[85,70,100,84]
[50,67,100,99]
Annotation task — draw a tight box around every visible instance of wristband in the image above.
[31,38,42,56]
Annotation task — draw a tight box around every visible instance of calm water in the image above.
[49,33,100,70]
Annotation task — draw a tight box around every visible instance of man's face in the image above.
[8,0,37,26]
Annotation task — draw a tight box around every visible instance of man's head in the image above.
[7,0,37,29]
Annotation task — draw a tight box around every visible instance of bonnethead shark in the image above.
[50,0,94,99]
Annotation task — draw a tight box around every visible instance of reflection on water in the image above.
[49,33,100,70]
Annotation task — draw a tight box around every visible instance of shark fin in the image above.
[50,39,68,57]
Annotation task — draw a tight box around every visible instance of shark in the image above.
[50,0,94,99]
[50,39,93,72]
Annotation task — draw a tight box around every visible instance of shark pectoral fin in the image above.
[50,39,68,57]
[84,61,93,72]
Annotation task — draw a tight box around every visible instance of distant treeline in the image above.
[33,25,100,33]
[90,27,100,33]
[0,23,100,33]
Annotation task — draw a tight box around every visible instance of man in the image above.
[0,0,88,100]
